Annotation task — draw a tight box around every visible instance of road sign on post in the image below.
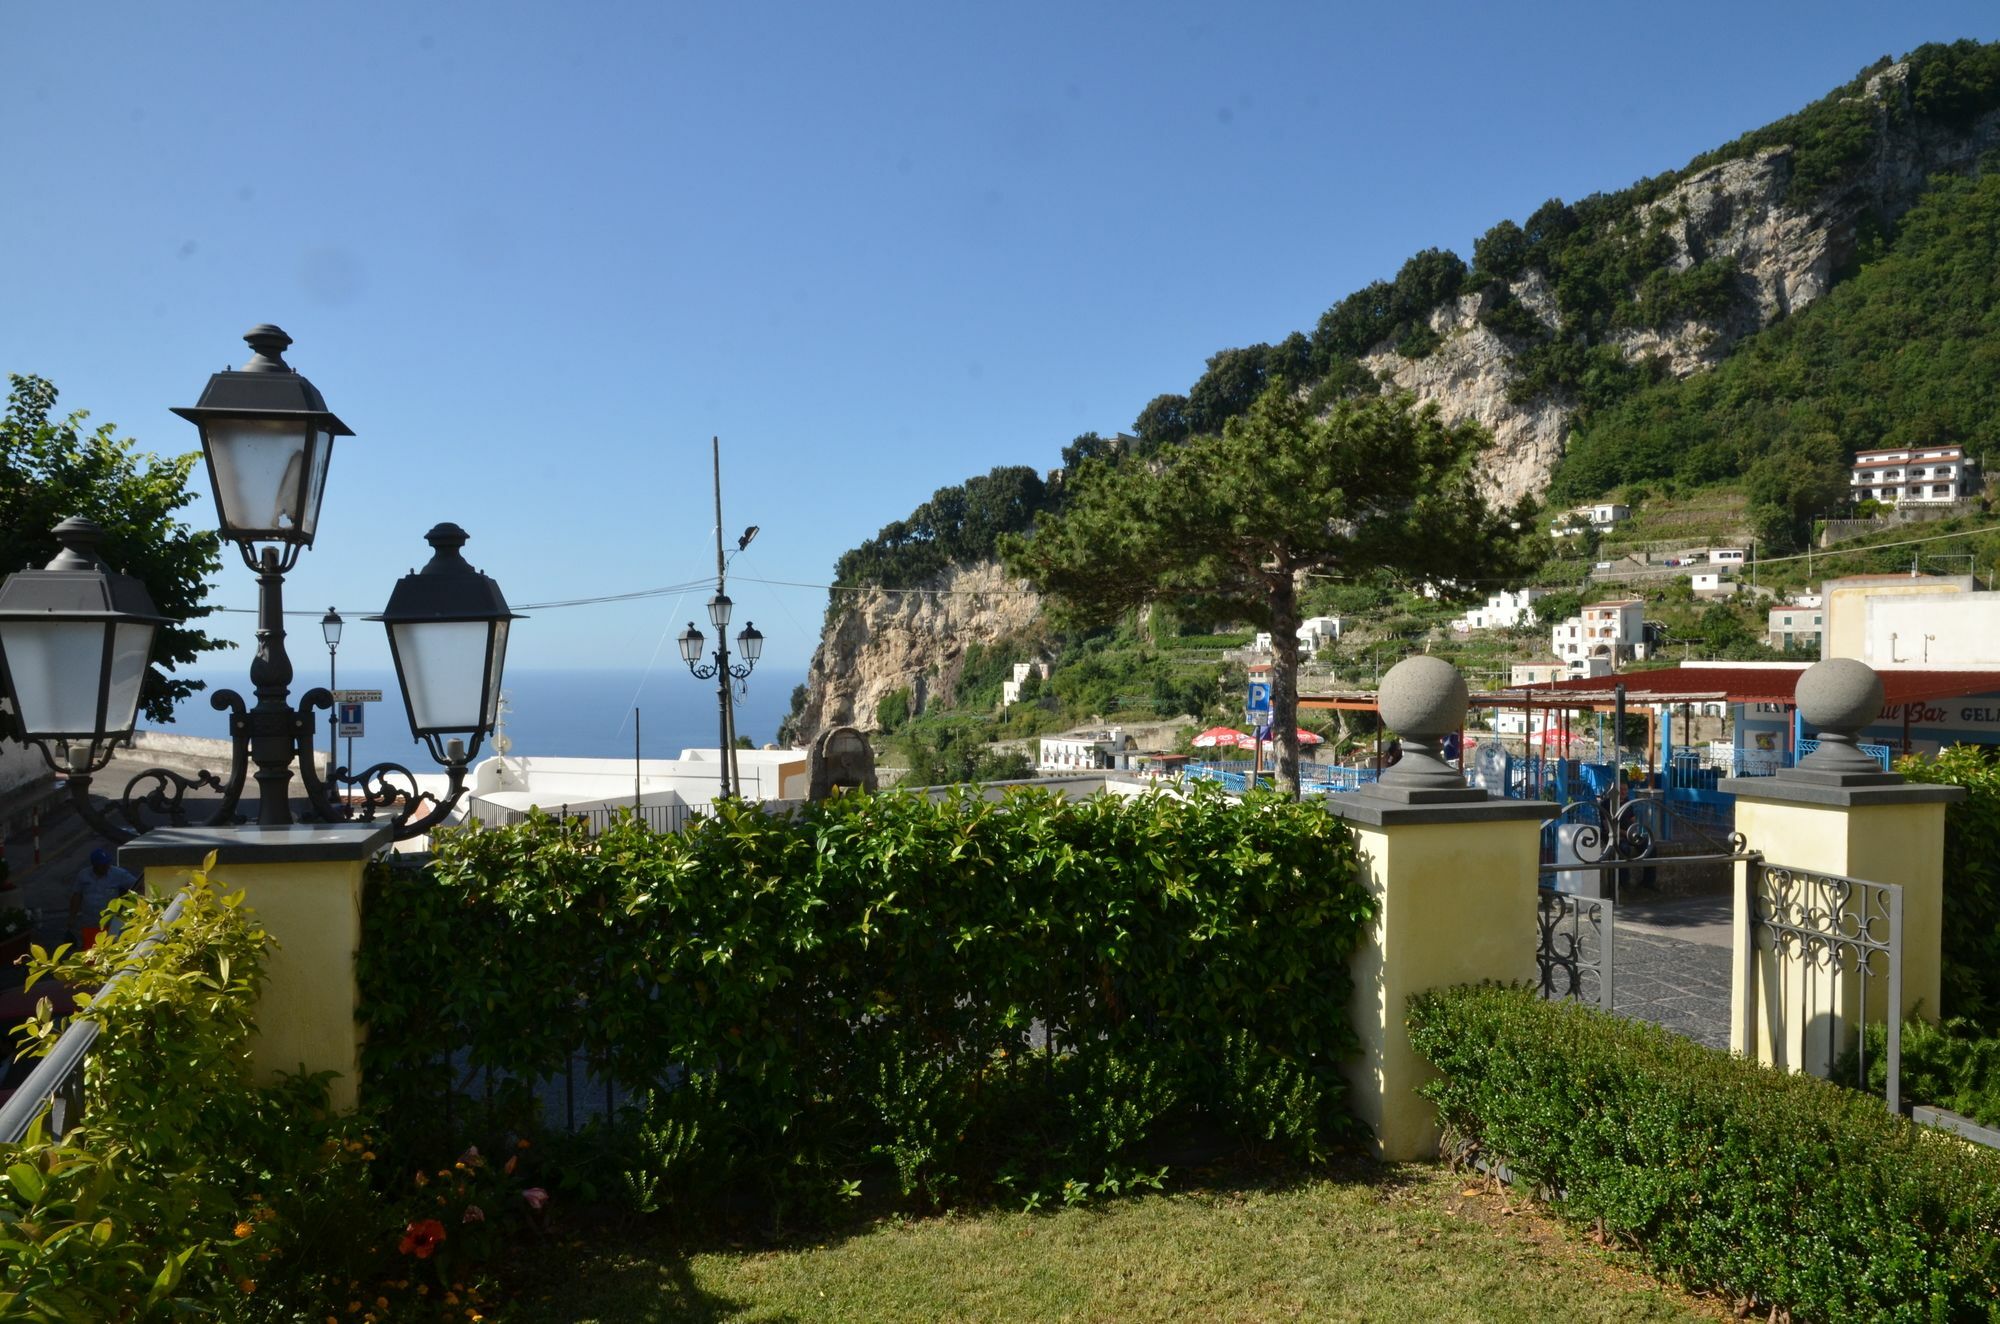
[335,701,366,738]
[1246,680,1271,716]
[331,689,382,703]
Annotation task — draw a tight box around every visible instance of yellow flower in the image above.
[415,1171,430,1187]
[443,1292,460,1306]
[234,1221,254,1238]
[362,1151,376,1161]
[238,1278,256,1294]
[376,1297,389,1310]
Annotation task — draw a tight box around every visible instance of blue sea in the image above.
[142,665,809,773]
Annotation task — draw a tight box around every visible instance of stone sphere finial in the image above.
[1796,658,1884,735]
[1378,655,1469,739]
[1793,658,1892,780]
[1376,656,1473,795]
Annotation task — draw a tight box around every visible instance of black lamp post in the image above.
[677,596,761,799]
[320,607,342,784]
[0,326,519,842]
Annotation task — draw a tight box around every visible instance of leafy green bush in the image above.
[1897,744,2000,1023]
[360,786,1374,1220]
[1843,1016,2000,1128]
[0,872,378,1319]
[1409,985,2000,1323]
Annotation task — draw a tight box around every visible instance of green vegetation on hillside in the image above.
[828,40,2000,607]
[1553,164,2000,547]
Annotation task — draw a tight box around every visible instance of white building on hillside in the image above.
[1038,728,1133,771]
[1451,588,1548,633]
[1252,617,1344,656]
[1851,445,1976,505]
[1551,598,1648,667]
[1768,605,1824,652]
[1001,661,1050,706]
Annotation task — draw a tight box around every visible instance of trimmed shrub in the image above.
[1409,984,2000,1323]
[360,785,1374,1217]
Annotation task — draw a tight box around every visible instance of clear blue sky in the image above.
[7,3,1997,676]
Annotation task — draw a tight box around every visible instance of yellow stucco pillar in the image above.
[120,824,393,1113]
[1328,806,1546,1160]
[1328,655,1548,1162]
[1720,657,1962,1077]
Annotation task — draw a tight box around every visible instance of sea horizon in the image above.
[141,664,810,774]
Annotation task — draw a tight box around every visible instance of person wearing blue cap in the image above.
[69,847,140,948]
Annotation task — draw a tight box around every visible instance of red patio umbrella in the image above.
[1192,726,1253,748]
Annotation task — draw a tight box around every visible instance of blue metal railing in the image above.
[1182,761,1380,795]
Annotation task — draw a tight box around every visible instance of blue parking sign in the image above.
[1246,681,1271,715]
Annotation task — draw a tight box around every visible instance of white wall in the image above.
[0,737,49,803]
[1858,592,2000,669]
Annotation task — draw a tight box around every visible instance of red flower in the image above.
[521,1187,549,1212]
[398,1218,447,1259]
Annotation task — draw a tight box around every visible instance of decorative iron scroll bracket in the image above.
[57,686,470,845]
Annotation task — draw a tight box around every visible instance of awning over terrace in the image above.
[1479,665,2000,710]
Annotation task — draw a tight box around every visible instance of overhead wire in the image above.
[176,518,2000,620]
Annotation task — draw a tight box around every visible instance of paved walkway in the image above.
[1613,928,1732,1050]
[1548,891,1735,1051]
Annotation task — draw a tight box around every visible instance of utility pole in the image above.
[713,437,743,796]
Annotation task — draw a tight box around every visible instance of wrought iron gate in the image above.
[1536,888,1613,1010]
[1738,860,1903,1113]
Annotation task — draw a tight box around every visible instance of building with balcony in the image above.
[1551,598,1648,666]
[1850,445,1975,505]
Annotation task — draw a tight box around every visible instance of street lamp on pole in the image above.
[677,599,762,800]
[320,607,342,782]
[0,326,520,842]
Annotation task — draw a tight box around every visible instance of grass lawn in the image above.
[507,1161,1729,1323]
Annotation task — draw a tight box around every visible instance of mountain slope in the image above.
[787,40,2000,745]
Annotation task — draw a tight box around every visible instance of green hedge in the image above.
[360,785,1373,1217]
[1898,745,2000,1023]
[1409,985,2000,1323]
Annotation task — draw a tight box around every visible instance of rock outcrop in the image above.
[788,561,1042,742]
[1361,62,2000,505]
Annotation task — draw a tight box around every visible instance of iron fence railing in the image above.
[1536,888,1614,1011]
[0,892,188,1145]
[1182,762,1380,795]
[1739,860,1903,1114]
[467,800,695,837]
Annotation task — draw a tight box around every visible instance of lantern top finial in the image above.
[240,325,294,372]
[46,517,107,571]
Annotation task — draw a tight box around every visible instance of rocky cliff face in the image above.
[1363,62,2000,505]
[789,561,1042,741]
